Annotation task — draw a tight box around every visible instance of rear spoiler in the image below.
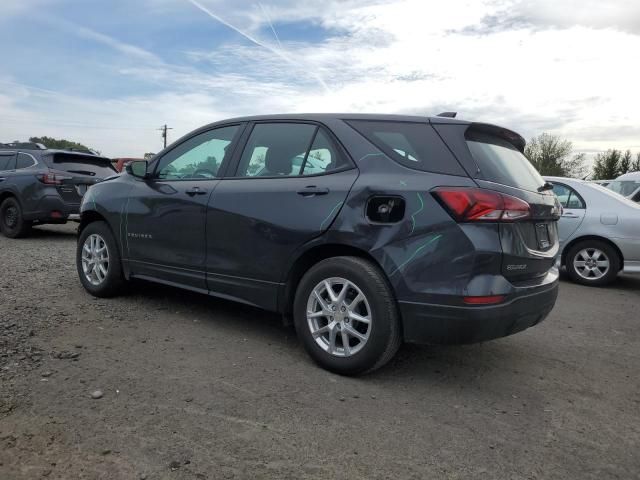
[467,123,526,152]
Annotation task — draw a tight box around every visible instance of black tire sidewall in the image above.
[76,221,124,297]
[293,257,397,375]
[566,240,619,286]
[1,198,31,238]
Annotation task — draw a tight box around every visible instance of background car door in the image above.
[552,183,586,246]
[205,122,358,310]
[125,125,242,290]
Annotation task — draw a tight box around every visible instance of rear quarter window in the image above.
[347,120,466,176]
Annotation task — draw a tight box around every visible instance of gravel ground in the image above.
[1,223,639,480]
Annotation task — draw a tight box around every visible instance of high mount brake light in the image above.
[432,187,530,222]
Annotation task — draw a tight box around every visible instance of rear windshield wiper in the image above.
[66,170,96,176]
[538,182,554,192]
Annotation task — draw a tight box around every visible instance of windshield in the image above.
[465,130,545,192]
[606,180,640,197]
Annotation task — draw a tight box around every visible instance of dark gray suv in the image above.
[0,143,116,238]
[75,114,561,375]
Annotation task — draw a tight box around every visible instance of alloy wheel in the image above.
[306,277,372,357]
[81,234,110,286]
[573,248,610,280]
[4,206,18,229]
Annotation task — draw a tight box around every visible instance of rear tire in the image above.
[77,221,125,297]
[293,256,401,375]
[566,240,620,286]
[0,197,32,238]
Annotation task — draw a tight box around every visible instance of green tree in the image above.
[524,133,586,177]
[631,153,640,172]
[619,150,632,175]
[29,136,94,152]
[592,149,622,180]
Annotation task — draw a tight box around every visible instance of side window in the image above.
[156,125,240,180]
[237,123,345,178]
[552,184,585,209]
[16,153,35,169]
[0,153,16,171]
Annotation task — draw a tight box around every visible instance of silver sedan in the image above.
[545,176,640,285]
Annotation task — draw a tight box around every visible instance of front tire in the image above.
[566,240,620,286]
[0,197,32,238]
[77,221,125,297]
[293,256,401,375]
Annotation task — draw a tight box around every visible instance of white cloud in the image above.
[2,0,640,157]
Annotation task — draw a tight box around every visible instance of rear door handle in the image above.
[0,177,5,182]
[186,187,207,196]
[562,213,579,218]
[297,186,330,196]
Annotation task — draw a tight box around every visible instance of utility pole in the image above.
[158,124,173,149]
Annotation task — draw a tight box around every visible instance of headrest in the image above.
[264,144,295,175]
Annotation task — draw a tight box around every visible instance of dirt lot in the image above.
[1,224,639,480]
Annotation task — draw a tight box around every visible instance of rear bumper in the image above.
[399,274,559,345]
[23,194,80,222]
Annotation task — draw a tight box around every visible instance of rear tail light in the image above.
[37,172,71,185]
[432,187,530,222]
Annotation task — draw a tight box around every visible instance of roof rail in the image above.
[0,142,47,150]
[436,112,457,118]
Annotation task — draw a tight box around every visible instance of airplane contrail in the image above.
[185,0,329,93]
[258,2,283,50]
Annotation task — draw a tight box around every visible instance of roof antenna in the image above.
[437,112,457,118]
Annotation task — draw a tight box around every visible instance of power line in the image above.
[158,124,173,149]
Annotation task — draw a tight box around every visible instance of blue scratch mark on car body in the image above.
[409,192,424,235]
[390,234,443,276]
[320,201,344,230]
[357,153,385,162]
[399,180,407,187]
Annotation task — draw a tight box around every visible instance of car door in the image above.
[205,121,359,310]
[124,124,243,290]
[552,183,586,246]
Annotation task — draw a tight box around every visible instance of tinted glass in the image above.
[347,120,465,175]
[16,153,35,169]
[465,130,545,192]
[0,153,15,171]
[237,123,317,177]
[607,180,640,197]
[157,125,239,180]
[552,183,585,209]
[44,154,116,177]
[300,129,344,176]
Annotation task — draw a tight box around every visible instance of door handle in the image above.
[185,187,207,196]
[562,213,579,218]
[0,177,5,182]
[297,186,330,196]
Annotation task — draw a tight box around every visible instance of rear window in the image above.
[44,153,116,178]
[465,130,544,192]
[347,120,465,176]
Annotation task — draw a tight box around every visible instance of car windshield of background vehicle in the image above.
[606,180,640,197]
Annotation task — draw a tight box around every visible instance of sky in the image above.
[1,0,639,157]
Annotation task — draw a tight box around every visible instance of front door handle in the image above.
[186,187,207,196]
[297,186,330,196]
[562,212,579,218]
[0,177,5,182]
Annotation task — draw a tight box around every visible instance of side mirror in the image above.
[126,160,149,179]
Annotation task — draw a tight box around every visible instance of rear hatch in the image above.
[42,153,116,204]
[433,122,560,282]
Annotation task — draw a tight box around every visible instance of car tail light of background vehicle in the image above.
[432,187,531,222]
[36,172,72,185]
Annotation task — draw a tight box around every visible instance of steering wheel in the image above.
[192,168,216,179]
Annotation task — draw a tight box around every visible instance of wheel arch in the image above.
[280,243,390,316]
[0,190,20,207]
[562,235,624,271]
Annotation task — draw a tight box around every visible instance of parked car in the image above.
[589,179,612,188]
[0,143,117,238]
[76,114,560,374]
[546,176,640,285]
[604,171,640,203]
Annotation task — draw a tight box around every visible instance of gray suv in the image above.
[0,143,116,238]
[75,114,561,375]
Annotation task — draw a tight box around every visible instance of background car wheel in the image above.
[566,240,620,286]
[0,197,32,238]
[293,256,401,376]
[76,221,125,297]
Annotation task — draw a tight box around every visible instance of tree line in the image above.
[525,133,640,180]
